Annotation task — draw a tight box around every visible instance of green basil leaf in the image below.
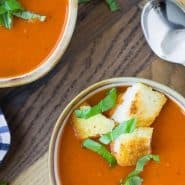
[82,139,117,167]
[75,105,100,119]
[99,118,137,144]
[13,11,46,22]
[121,154,160,185]
[75,88,117,119]
[0,6,7,14]
[99,88,117,112]
[0,181,8,185]
[1,12,13,29]
[105,0,120,12]
[3,0,23,11]
[78,0,120,12]
[0,0,46,29]
[0,15,4,25]
[124,176,143,185]
[128,154,160,177]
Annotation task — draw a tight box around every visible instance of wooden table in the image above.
[0,0,185,184]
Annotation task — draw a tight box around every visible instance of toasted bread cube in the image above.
[72,106,115,139]
[111,127,153,166]
[111,83,167,127]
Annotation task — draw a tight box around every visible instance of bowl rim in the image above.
[48,77,185,185]
[0,0,78,88]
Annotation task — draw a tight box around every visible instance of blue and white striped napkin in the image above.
[0,110,10,162]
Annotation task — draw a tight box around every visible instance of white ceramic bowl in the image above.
[0,0,78,88]
[49,77,185,185]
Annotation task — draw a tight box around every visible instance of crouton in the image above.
[111,127,153,166]
[111,83,167,127]
[72,105,115,139]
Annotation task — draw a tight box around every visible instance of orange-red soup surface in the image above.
[0,0,68,77]
[58,88,185,185]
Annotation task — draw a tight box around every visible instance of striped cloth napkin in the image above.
[0,109,10,162]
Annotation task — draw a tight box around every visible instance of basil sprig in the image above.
[99,118,137,145]
[13,11,46,22]
[82,139,117,167]
[0,0,46,29]
[105,0,120,12]
[78,0,120,12]
[75,88,117,119]
[121,154,160,185]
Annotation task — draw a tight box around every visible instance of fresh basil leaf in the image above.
[78,0,120,12]
[99,118,137,145]
[128,154,160,177]
[0,0,46,29]
[0,6,7,14]
[124,176,143,185]
[75,105,100,119]
[1,12,13,29]
[105,0,120,12]
[78,0,91,3]
[82,139,117,167]
[0,181,8,185]
[121,154,160,185]
[13,11,46,22]
[3,0,23,11]
[75,88,117,119]
[99,88,117,112]
[0,15,4,25]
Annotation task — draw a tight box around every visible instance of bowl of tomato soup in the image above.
[0,0,77,87]
[49,77,185,185]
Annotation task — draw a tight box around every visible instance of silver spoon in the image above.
[141,0,185,66]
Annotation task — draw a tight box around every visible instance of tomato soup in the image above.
[0,0,68,77]
[58,88,185,185]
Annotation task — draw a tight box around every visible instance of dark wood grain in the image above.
[138,58,185,95]
[0,0,184,181]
